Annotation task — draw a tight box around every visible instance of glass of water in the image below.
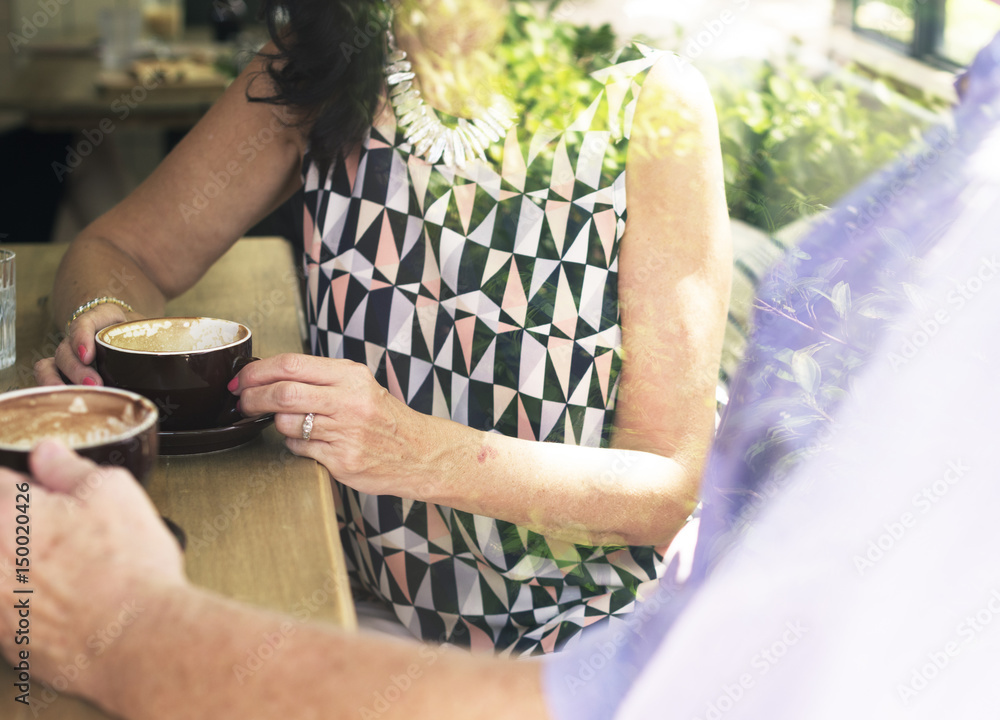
[0,250,14,370]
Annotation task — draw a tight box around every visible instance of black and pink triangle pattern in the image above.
[302,44,671,655]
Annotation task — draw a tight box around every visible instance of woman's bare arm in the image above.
[41,44,307,385]
[610,54,732,539]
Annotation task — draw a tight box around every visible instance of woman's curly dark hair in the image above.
[251,0,391,178]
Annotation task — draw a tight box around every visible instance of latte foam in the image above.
[0,391,152,450]
[99,318,247,354]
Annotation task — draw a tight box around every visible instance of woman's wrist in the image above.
[405,415,496,507]
[65,297,135,330]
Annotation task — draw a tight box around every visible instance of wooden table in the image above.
[0,239,355,719]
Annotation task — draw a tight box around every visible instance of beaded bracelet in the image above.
[66,297,135,331]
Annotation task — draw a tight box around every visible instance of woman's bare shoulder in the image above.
[633,52,719,142]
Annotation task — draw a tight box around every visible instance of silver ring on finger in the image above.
[301,412,316,441]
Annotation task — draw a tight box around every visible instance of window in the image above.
[851,0,1000,67]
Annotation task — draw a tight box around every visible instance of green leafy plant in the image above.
[492,3,949,236]
[711,58,942,231]
[498,2,618,136]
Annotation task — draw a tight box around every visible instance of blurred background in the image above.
[1,0,270,246]
[1,0,998,366]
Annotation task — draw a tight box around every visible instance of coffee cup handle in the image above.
[232,355,259,375]
[216,356,260,426]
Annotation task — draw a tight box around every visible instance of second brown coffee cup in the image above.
[0,385,159,485]
[96,317,253,432]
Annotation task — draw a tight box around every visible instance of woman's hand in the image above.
[232,354,440,497]
[0,442,186,695]
[33,303,137,386]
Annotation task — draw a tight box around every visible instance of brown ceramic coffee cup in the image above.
[0,386,159,485]
[95,317,253,432]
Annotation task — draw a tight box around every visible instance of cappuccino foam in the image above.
[100,318,246,353]
[0,393,142,450]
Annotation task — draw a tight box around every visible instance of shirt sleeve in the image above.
[542,580,693,720]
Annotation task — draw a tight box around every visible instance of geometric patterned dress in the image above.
[301,44,672,656]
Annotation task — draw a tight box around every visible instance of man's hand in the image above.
[0,441,186,699]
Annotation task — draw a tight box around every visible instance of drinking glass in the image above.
[98,7,142,71]
[0,250,14,371]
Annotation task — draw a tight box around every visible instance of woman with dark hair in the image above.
[36,0,731,655]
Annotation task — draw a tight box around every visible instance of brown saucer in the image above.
[158,414,274,456]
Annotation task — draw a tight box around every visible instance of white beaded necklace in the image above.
[384,22,517,168]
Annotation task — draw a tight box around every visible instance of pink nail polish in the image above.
[78,345,87,362]
[82,377,97,386]
[228,377,239,392]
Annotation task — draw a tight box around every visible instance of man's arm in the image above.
[0,443,549,720]
[94,584,546,720]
